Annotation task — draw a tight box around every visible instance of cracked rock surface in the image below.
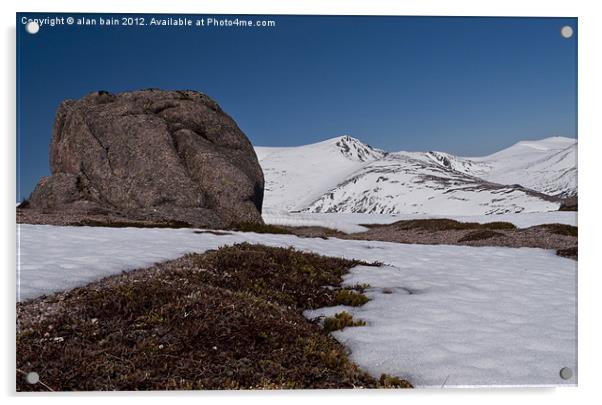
[26,89,264,228]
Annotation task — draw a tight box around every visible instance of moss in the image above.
[323,311,366,332]
[334,289,369,307]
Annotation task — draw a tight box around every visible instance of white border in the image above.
[2,1,601,404]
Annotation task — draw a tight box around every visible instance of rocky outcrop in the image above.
[26,89,264,228]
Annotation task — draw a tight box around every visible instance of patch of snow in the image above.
[305,247,576,387]
[17,224,576,387]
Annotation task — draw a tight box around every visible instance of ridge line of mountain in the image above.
[255,135,577,215]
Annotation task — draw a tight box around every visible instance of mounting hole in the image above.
[25,21,40,35]
[559,367,573,380]
[560,26,573,39]
[25,371,40,384]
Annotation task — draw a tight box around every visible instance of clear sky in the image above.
[17,14,577,201]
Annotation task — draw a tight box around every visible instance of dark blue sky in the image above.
[17,14,577,201]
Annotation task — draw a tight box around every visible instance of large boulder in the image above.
[27,89,264,228]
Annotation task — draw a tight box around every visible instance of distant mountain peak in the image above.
[333,135,386,162]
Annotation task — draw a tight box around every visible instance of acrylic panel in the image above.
[16,13,577,390]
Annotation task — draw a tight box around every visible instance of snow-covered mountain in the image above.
[255,136,385,212]
[471,137,577,198]
[255,136,577,215]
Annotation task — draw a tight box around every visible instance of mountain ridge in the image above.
[255,135,577,215]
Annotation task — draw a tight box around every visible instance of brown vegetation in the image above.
[361,218,517,232]
[458,230,506,243]
[348,219,576,259]
[558,196,577,211]
[323,311,366,332]
[17,244,410,391]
